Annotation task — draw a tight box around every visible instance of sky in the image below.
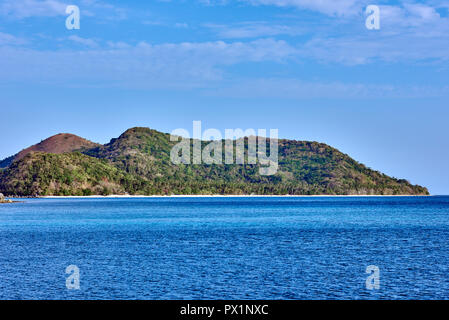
[0,0,448,194]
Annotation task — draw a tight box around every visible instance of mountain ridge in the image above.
[0,127,429,196]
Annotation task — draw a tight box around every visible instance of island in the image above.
[0,127,428,197]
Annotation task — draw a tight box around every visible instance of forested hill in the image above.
[0,127,429,196]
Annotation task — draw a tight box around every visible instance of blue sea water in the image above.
[0,196,448,300]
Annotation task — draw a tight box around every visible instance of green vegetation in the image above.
[0,152,148,196]
[0,127,429,196]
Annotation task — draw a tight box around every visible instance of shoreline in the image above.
[36,194,432,199]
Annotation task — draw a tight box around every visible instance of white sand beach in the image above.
[39,194,428,199]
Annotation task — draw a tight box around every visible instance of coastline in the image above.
[38,194,431,199]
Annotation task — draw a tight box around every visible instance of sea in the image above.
[0,196,448,300]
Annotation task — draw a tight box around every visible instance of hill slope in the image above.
[0,152,148,196]
[0,127,429,196]
[0,133,100,168]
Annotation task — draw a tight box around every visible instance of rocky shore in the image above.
[0,193,15,203]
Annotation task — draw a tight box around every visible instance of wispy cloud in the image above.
[67,35,98,47]
[1,0,448,92]
[204,77,449,99]
[206,22,304,38]
[380,3,444,28]
[0,0,67,18]
[300,31,449,65]
[241,0,367,17]
[295,2,449,65]
[0,38,296,88]
[0,32,28,46]
[81,0,128,21]
[0,0,127,20]
[174,22,189,28]
[159,0,368,17]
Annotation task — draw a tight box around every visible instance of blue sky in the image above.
[0,0,448,194]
